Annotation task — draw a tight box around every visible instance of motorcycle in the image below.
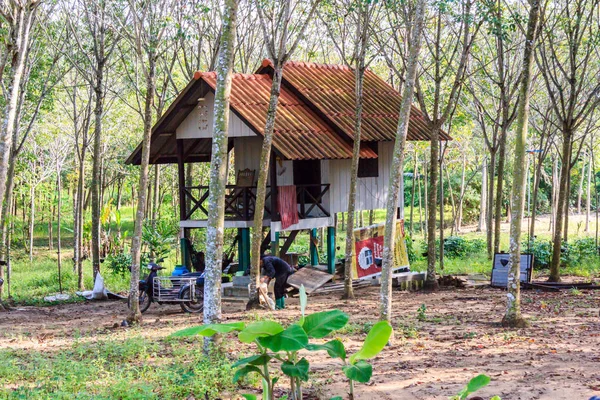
[129,263,204,314]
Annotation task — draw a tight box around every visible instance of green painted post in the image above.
[180,237,188,268]
[240,228,251,272]
[270,231,279,256]
[310,228,319,266]
[327,226,336,274]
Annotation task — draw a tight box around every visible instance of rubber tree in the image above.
[468,0,523,258]
[503,0,542,328]
[248,0,320,308]
[0,0,40,291]
[125,0,176,324]
[202,0,238,347]
[320,0,380,300]
[536,0,600,282]
[64,0,120,281]
[379,0,427,323]
[414,0,477,290]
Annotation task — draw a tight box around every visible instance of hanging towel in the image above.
[278,185,299,229]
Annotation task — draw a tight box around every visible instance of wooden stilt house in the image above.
[126,60,450,273]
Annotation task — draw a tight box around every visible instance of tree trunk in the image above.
[28,184,34,262]
[494,129,508,253]
[128,53,157,325]
[577,159,585,214]
[75,153,85,290]
[417,160,424,234]
[0,4,37,227]
[586,152,592,232]
[564,169,571,242]
[423,158,428,238]
[57,169,63,293]
[550,135,572,282]
[249,63,284,306]
[487,150,497,258]
[478,159,487,232]
[380,0,426,322]
[530,154,543,239]
[409,150,417,235]
[202,0,238,347]
[457,152,466,232]
[503,0,540,327]
[153,164,160,222]
[439,150,444,271]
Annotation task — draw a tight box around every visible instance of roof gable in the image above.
[258,60,450,142]
[199,71,376,160]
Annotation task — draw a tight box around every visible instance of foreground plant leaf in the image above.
[233,354,271,368]
[349,321,392,364]
[301,310,349,338]
[234,365,263,383]
[342,360,372,383]
[238,321,284,343]
[281,357,310,382]
[171,322,245,337]
[258,324,308,352]
[457,374,491,400]
[305,339,346,360]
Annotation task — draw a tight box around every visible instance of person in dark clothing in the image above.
[260,255,294,309]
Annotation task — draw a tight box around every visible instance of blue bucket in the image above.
[172,265,190,277]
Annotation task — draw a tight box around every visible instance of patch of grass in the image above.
[0,335,251,399]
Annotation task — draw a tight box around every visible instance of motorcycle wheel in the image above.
[180,286,203,313]
[128,292,151,314]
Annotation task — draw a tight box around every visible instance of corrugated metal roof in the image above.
[199,72,376,160]
[260,60,451,142]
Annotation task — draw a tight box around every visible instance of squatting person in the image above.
[260,255,295,310]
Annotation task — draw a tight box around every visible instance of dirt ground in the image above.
[1,282,599,400]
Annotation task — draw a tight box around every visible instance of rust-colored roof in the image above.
[199,72,376,160]
[125,60,448,166]
[259,60,450,142]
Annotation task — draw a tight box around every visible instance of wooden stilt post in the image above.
[327,226,336,274]
[269,151,279,255]
[177,139,188,267]
[310,228,319,266]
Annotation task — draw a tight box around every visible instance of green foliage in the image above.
[142,219,178,262]
[419,236,485,259]
[0,336,244,399]
[172,285,393,399]
[105,252,133,278]
[523,237,551,268]
[450,374,500,400]
[405,236,418,262]
[417,304,427,321]
[443,236,485,258]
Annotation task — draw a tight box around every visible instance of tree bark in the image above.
[249,63,284,306]
[380,0,426,322]
[478,159,487,232]
[486,150,497,258]
[0,3,37,231]
[503,0,541,327]
[494,128,508,253]
[550,136,572,282]
[128,51,157,324]
[586,152,592,232]
[409,149,417,235]
[343,61,367,301]
[202,0,238,348]
[457,152,466,232]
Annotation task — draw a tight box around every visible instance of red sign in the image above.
[354,236,384,278]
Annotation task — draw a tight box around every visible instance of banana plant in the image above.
[172,285,393,399]
[450,374,501,400]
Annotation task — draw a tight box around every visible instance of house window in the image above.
[358,143,379,178]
